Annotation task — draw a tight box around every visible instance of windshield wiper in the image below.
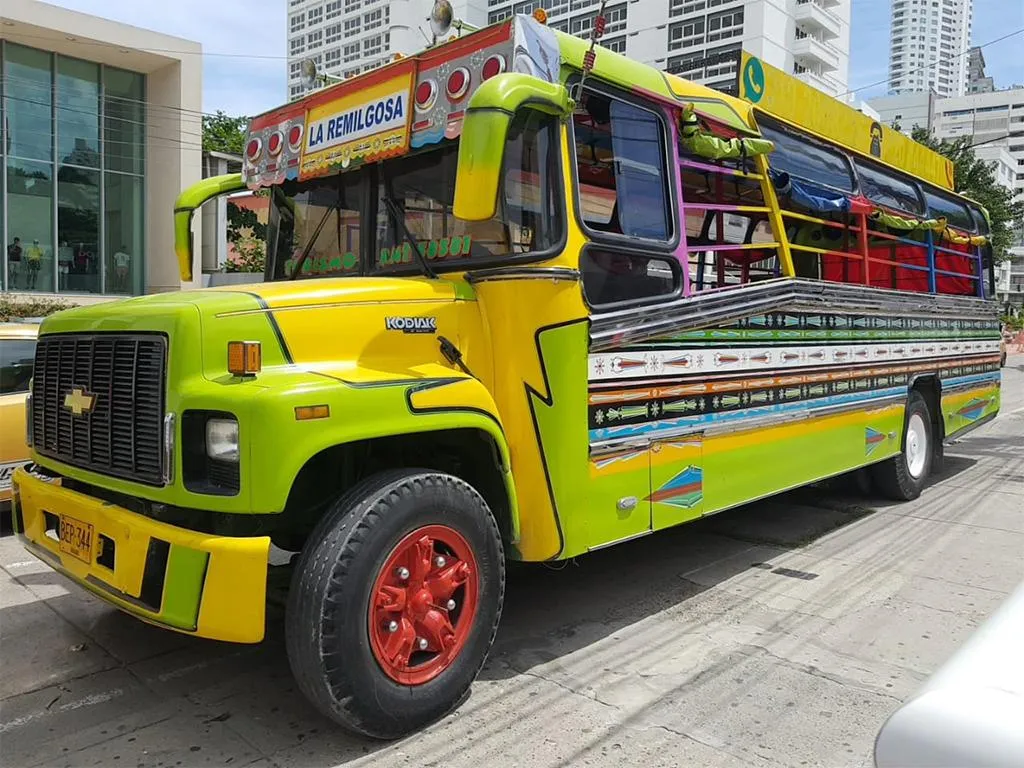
[287,205,335,280]
[381,195,437,280]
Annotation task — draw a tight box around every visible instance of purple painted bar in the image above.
[679,157,752,178]
[665,103,692,296]
[685,202,765,212]
[689,242,778,253]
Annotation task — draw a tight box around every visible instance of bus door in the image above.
[574,83,704,548]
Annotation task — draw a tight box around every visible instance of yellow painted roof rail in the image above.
[173,173,248,282]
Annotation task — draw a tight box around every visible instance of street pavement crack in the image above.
[507,665,621,711]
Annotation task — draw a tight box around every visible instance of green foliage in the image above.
[227,201,267,244]
[1002,313,1023,332]
[225,237,266,273]
[0,295,77,322]
[911,127,1024,262]
[223,197,267,273]
[202,110,249,155]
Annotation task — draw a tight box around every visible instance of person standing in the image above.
[113,244,132,292]
[25,239,43,290]
[6,237,22,289]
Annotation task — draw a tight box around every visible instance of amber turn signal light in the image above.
[294,404,330,421]
[227,341,262,376]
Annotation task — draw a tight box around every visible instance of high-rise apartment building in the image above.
[286,0,851,101]
[966,46,994,94]
[286,0,488,101]
[888,0,972,97]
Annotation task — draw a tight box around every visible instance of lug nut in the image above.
[418,637,429,650]
[396,566,410,580]
[434,556,446,568]
[446,599,456,611]
[387,620,399,633]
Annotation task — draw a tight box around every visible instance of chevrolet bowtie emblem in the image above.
[64,387,96,417]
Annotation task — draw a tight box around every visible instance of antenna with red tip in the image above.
[572,0,608,103]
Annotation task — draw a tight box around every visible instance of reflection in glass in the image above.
[57,57,101,169]
[57,165,101,294]
[104,67,146,176]
[104,174,144,295]
[6,159,55,292]
[3,44,53,162]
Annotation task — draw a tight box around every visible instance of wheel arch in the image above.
[908,372,944,466]
[275,417,520,556]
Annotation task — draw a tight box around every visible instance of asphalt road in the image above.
[3,356,1023,768]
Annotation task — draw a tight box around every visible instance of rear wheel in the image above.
[870,390,933,501]
[285,469,505,739]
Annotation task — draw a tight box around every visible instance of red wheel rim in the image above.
[368,525,479,685]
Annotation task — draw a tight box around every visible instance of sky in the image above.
[43,0,1024,118]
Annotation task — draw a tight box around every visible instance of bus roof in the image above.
[243,13,955,195]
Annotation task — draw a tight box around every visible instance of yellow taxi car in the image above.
[1,321,39,516]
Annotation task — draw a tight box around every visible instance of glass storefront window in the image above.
[3,44,53,162]
[6,159,55,292]
[3,42,146,296]
[104,174,144,295]
[57,165,101,294]
[104,67,145,176]
[57,57,101,169]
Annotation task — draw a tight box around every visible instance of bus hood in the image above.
[37,276,477,384]
[203,275,471,310]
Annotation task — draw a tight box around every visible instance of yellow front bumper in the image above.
[12,467,271,643]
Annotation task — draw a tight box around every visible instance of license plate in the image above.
[59,514,95,564]
[0,460,28,491]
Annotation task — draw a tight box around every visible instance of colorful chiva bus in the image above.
[14,10,1001,739]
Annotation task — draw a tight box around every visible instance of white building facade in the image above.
[286,0,851,100]
[868,89,1024,206]
[888,0,972,97]
[932,88,1024,202]
[2,0,204,300]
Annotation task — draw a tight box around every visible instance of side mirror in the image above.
[173,173,248,281]
[453,73,573,222]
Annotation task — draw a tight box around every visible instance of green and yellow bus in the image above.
[13,8,1001,738]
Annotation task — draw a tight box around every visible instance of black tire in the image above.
[869,390,933,501]
[285,469,505,739]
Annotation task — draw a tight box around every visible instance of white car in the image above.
[874,580,1024,767]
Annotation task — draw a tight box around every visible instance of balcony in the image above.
[795,68,842,96]
[794,0,842,40]
[792,34,840,72]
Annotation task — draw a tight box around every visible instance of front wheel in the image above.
[870,390,934,501]
[285,469,505,739]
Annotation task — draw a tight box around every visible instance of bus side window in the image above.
[677,114,779,290]
[573,88,673,244]
[581,248,678,308]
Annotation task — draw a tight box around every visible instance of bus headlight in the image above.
[206,418,239,462]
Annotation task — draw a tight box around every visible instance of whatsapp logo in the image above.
[742,57,765,103]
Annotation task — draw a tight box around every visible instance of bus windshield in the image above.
[264,111,562,280]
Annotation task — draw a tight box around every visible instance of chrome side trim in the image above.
[589,278,1000,352]
[466,267,580,284]
[587,528,653,552]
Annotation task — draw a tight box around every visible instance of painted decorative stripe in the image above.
[865,427,888,456]
[589,340,1002,382]
[647,466,703,509]
[588,360,1000,415]
[591,448,646,469]
[955,395,996,423]
[589,386,910,443]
